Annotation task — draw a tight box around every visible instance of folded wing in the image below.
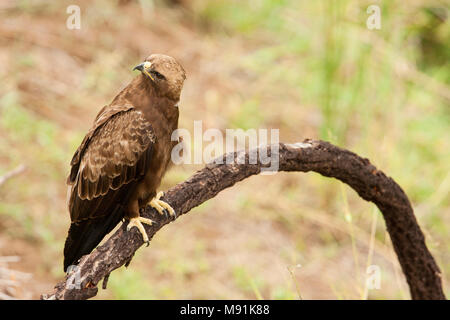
[63,107,155,271]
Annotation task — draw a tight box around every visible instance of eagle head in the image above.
[133,54,186,102]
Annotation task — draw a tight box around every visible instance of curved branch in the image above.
[42,140,445,300]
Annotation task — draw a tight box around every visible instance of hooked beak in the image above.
[133,62,154,81]
[133,63,145,72]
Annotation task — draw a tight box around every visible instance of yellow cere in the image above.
[143,61,154,81]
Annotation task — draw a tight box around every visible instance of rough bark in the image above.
[41,140,446,300]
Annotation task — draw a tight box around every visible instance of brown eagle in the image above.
[63,54,186,272]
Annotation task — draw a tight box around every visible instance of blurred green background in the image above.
[0,0,448,299]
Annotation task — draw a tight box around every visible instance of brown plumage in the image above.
[63,54,186,271]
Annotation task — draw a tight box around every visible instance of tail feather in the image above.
[63,205,124,272]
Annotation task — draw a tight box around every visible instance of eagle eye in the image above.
[151,70,166,80]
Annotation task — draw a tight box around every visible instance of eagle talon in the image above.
[148,191,176,218]
[127,216,154,244]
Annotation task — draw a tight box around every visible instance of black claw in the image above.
[145,241,150,247]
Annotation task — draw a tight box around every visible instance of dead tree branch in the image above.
[0,164,26,189]
[42,140,445,300]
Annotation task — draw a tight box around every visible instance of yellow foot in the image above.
[126,216,154,245]
[149,191,176,218]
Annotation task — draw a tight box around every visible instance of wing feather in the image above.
[63,107,155,271]
[69,108,155,205]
